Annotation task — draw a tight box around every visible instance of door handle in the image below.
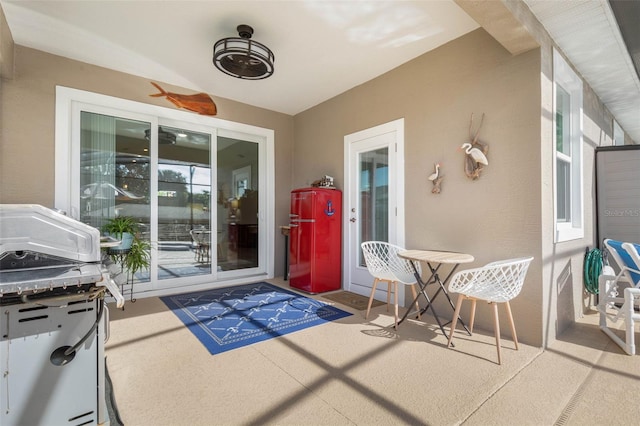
[350,218,356,223]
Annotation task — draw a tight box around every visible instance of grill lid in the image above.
[0,204,101,263]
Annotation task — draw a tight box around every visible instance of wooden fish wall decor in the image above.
[462,113,489,180]
[149,82,217,116]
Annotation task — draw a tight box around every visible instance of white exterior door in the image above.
[343,119,405,301]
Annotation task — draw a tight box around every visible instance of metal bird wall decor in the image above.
[149,82,218,116]
[461,113,489,180]
[428,163,443,194]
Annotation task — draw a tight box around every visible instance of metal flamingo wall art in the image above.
[149,82,218,116]
[428,162,443,194]
[460,113,489,180]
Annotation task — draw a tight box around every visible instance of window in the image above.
[553,49,583,242]
[613,119,624,146]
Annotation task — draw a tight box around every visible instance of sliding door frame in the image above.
[55,86,275,295]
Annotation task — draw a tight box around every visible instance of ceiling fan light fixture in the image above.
[213,24,275,80]
[144,127,176,145]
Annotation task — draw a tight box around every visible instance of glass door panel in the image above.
[217,136,259,271]
[358,147,389,266]
[157,125,212,279]
[80,111,151,284]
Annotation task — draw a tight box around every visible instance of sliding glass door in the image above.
[216,135,259,272]
[63,105,273,295]
[59,87,275,295]
[80,115,218,288]
[80,112,153,285]
[156,124,213,281]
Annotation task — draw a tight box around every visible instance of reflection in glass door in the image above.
[157,125,212,279]
[216,136,259,271]
[80,111,151,284]
[80,115,215,284]
[79,116,258,281]
[358,147,389,266]
[59,87,273,296]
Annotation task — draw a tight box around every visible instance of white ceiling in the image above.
[0,0,479,115]
[1,0,638,142]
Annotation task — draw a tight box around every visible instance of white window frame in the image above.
[613,119,624,146]
[553,49,584,243]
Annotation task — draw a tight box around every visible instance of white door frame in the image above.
[343,118,406,301]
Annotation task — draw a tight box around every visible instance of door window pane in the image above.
[358,147,389,266]
[80,112,151,283]
[217,137,259,271]
[157,126,212,279]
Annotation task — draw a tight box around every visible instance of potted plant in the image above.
[101,216,151,284]
[101,216,138,250]
[123,237,151,281]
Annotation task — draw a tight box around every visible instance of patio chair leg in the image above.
[393,282,399,329]
[410,284,421,320]
[469,298,477,333]
[492,302,502,365]
[448,295,464,348]
[624,290,637,354]
[365,278,379,320]
[386,281,391,312]
[504,301,519,350]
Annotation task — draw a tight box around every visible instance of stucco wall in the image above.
[294,28,544,346]
[0,45,295,277]
[502,0,621,347]
[0,5,14,79]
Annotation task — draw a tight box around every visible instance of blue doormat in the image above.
[161,282,352,355]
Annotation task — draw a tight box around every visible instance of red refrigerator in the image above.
[289,188,342,293]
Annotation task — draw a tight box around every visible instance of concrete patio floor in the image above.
[105,277,639,425]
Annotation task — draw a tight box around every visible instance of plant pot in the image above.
[108,232,134,250]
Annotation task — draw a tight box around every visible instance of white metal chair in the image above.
[447,257,533,364]
[190,229,211,263]
[597,239,640,355]
[361,241,422,329]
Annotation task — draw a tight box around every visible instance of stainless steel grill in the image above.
[0,204,124,425]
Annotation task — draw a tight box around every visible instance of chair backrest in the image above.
[603,239,640,287]
[361,241,420,284]
[190,229,211,244]
[448,257,534,303]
